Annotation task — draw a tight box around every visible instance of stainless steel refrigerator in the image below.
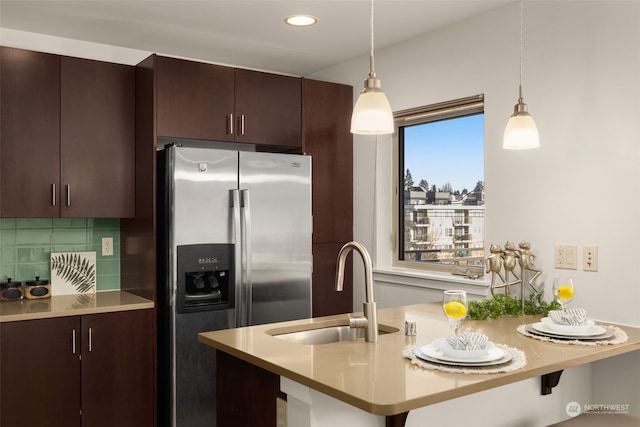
[156,144,312,427]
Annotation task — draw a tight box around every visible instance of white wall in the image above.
[310,0,640,422]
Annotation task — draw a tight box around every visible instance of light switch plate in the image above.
[554,245,577,270]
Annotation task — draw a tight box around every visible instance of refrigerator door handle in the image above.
[231,189,242,328]
[240,189,252,326]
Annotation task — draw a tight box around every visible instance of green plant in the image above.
[468,292,560,320]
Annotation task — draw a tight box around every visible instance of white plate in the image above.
[524,324,614,341]
[415,345,512,367]
[431,338,495,360]
[531,321,607,337]
[420,343,505,364]
[524,323,615,341]
[541,317,595,334]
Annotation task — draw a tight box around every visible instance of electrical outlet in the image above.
[102,237,114,256]
[276,397,287,427]
[583,245,598,271]
[554,244,577,270]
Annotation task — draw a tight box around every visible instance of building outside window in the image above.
[394,95,484,274]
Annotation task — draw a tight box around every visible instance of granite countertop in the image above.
[0,290,154,322]
[198,302,640,416]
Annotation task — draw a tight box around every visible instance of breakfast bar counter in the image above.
[198,303,640,426]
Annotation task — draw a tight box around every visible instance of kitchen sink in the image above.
[268,323,399,345]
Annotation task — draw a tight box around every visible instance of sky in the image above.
[403,114,484,193]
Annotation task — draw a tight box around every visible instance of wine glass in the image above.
[442,290,468,336]
[553,277,574,310]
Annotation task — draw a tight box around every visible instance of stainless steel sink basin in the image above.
[269,323,398,345]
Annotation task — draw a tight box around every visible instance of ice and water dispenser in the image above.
[176,244,234,313]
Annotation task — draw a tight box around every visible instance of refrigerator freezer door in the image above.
[172,147,238,247]
[239,152,312,325]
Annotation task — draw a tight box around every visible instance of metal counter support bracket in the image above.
[541,370,564,395]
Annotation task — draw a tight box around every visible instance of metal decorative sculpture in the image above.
[486,240,543,311]
[485,244,506,293]
[502,241,521,295]
[518,240,542,292]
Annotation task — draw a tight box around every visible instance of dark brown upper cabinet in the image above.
[0,47,135,218]
[233,68,301,147]
[155,56,302,148]
[60,56,135,218]
[302,78,353,245]
[1,47,61,217]
[156,56,235,142]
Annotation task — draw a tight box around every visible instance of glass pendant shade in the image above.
[351,84,394,135]
[503,113,539,149]
[503,89,539,149]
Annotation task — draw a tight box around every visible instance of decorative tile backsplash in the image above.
[0,218,120,291]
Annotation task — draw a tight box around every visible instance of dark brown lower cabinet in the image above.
[1,316,81,427]
[0,309,154,427]
[216,350,284,427]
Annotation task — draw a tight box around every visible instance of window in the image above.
[394,95,484,273]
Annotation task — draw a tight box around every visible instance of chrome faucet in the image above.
[335,241,378,343]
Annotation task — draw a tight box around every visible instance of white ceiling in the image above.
[0,0,513,76]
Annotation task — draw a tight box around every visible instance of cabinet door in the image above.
[0,47,60,218]
[60,57,135,218]
[156,56,235,141]
[81,310,154,427]
[303,79,353,244]
[0,317,81,427]
[312,242,354,316]
[234,69,302,147]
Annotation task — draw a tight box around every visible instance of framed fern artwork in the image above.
[50,251,97,295]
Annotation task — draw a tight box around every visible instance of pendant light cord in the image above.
[519,0,523,96]
[370,0,375,58]
[369,0,376,77]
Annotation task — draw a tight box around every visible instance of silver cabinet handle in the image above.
[52,183,56,206]
[88,327,93,352]
[239,114,246,135]
[227,113,234,135]
[72,329,77,354]
[65,184,71,206]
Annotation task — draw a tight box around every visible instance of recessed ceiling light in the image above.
[285,15,318,27]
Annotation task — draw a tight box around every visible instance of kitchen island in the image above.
[198,303,640,427]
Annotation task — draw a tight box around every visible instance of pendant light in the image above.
[503,0,539,149]
[350,0,394,135]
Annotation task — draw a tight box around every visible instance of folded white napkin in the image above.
[447,331,489,351]
[548,308,587,326]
